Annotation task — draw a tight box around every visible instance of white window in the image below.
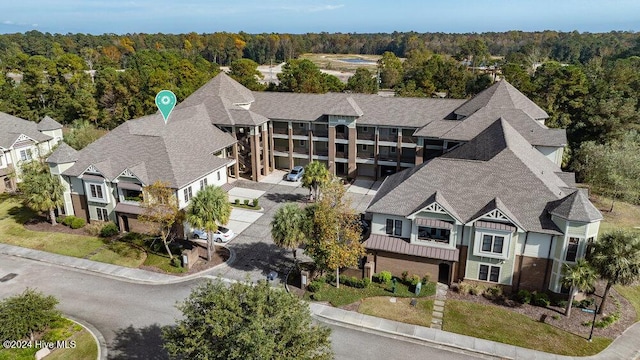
[97,208,108,221]
[199,178,208,189]
[565,237,580,262]
[85,182,108,203]
[473,230,511,259]
[19,148,33,161]
[418,226,450,244]
[479,264,500,283]
[385,219,403,237]
[184,186,193,202]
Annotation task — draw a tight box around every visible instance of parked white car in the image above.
[191,226,235,243]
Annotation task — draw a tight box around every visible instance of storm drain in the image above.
[0,273,18,282]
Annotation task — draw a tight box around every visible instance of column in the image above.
[288,122,294,170]
[348,126,357,178]
[374,128,380,180]
[328,126,336,175]
[261,124,269,176]
[308,130,314,163]
[233,143,240,179]
[396,128,402,171]
[269,122,275,171]
[415,138,424,166]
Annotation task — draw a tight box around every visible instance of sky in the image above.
[1,0,639,35]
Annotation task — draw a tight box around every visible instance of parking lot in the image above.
[209,175,378,284]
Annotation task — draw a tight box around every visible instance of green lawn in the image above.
[443,300,611,356]
[359,297,433,327]
[591,194,640,235]
[0,318,98,360]
[89,240,146,268]
[307,280,435,307]
[0,195,104,257]
[615,285,640,321]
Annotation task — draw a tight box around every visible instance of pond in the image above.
[340,58,377,64]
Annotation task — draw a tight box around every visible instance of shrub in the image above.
[362,278,371,288]
[171,257,182,268]
[421,274,430,285]
[457,282,472,295]
[100,222,119,237]
[516,289,532,304]
[307,281,322,292]
[234,199,240,205]
[578,298,595,309]
[532,292,551,307]
[557,300,568,308]
[483,286,503,300]
[69,217,86,229]
[401,271,409,282]
[469,284,484,296]
[61,216,75,226]
[244,199,250,206]
[378,271,392,284]
[84,222,103,236]
[409,274,421,286]
[252,198,259,207]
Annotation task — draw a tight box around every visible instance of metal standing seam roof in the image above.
[364,234,459,262]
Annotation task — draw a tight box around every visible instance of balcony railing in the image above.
[357,151,375,159]
[292,127,308,136]
[402,136,417,144]
[335,131,349,140]
[292,146,309,155]
[273,126,288,135]
[312,129,329,137]
[335,151,347,158]
[357,132,375,141]
[400,155,415,163]
[314,148,329,156]
[379,132,398,142]
[274,145,288,152]
[378,153,397,162]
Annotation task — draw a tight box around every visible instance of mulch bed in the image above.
[447,280,636,340]
[24,217,91,236]
[183,244,230,274]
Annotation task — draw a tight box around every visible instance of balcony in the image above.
[357,151,375,160]
[314,148,329,156]
[293,146,309,155]
[274,144,288,152]
[292,127,308,136]
[357,128,375,140]
[312,125,329,138]
[400,155,415,164]
[379,131,398,142]
[379,153,397,162]
[273,126,288,135]
[335,151,347,158]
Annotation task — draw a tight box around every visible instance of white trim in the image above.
[84,181,109,204]
[472,228,512,260]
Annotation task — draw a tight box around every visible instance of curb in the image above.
[64,315,108,360]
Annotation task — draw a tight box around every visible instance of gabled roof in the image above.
[410,191,462,223]
[453,80,548,120]
[0,111,52,148]
[37,116,63,131]
[367,118,573,234]
[549,190,603,222]
[326,96,364,117]
[177,73,268,127]
[63,104,236,188]
[46,142,78,164]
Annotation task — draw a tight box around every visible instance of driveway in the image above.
[213,177,375,284]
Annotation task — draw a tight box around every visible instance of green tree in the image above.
[302,161,330,201]
[277,59,327,93]
[347,68,378,94]
[0,288,61,342]
[229,58,266,91]
[377,51,403,89]
[163,280,332,360]
[63,120,104,150]
[561,259,597,317]
[322,73,345,93]
[19,160,65,225]
[139,181,183,260]
[304,180,365,288]
[572,132,640,211]
[271,203,307,261]
[589,230,640,314]
[185,185,231,261]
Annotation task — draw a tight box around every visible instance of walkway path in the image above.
[431,283,448,330]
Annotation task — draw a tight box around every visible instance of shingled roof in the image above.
[62,104,236,188]
[0,111,52,149]
[36,116,63,131]
[46,142,78,164]
[453,80,548,120]
[367,118,577,234]
[177,72,269,126]
[549,190,602,222]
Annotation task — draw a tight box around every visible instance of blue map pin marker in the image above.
[155,90,177,124]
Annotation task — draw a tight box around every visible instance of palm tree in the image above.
[590,230,640,313]
[185,185,231,262]
[19,161,65,225]
[301,161,330,201]
[562,259,597,317]
[271,203,307,262]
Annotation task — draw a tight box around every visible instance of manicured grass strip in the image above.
[359,297,433,327]
[443,300,611,356]
[89,241,146,268]
[46,330,98,360]
[0,197,104,257]
[307,281,435,307]
[615,285,640,321]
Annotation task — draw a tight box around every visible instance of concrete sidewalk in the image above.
[2,243,639,359]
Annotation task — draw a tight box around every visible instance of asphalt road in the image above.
[0,255,494,359]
